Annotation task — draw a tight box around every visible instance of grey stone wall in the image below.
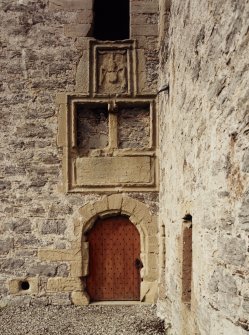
[0,0,159,305]
[118,107,150,149]
[158,0,249,334]
[77,106,109,152]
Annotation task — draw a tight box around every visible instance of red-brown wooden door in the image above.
[86,216,141,301]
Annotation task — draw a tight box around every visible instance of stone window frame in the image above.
[57,93,158,192]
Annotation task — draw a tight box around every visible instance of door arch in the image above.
[86,216,141,301]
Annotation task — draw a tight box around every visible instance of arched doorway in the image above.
[86,216,142,301]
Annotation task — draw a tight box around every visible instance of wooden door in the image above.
[86,216,141,301]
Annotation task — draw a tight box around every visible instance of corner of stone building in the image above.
[158,0,249,334]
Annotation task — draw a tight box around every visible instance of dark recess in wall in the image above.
[93,0,130,40]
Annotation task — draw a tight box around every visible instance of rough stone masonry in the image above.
[0,0,161,307]
[158,0,249,334]
[0,0,249,335]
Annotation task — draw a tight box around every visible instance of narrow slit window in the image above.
[93,0,130,41]
[182,216,192,305]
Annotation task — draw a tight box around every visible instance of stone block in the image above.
[242,149,249,173]
[141,280,158,303]
[218,237,246,266]
[93,197,108,214]
[107,194,123,210]
[131,2,159,14]
[49,0,93,10]
[75,156,153,186]
[71,291,89,305]
[133,203,152,224]
[148,253,158,269]
[239,193,249,231]
[79,202,95,217]
[9,218,31,234]
[147,217,158,236]
[148,236,159,251]
[38,249,81,262]
[129,215,139,226]
[76,10,93,24]
[82,242,89,261]
[73,219,82,238]
[41,220,66,235]
[131,24,158,37]
[55,93,67,104]
[56,264,69,277]
[47,277,82,292]
[137,71,150,94]
[1,258,25,272]
[8,278,39,295]
[70,261,83,277]
[64,24,91,38]
[217,273,237,295]
[121,197,137,214]
[75,37,90,50]
[0,238,13,254]
[75,51,89,94]
[144,281,158,303]
[27,264,57,277]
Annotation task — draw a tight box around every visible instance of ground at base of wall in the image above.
[0,304,165,335]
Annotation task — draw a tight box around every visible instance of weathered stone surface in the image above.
[41,220,66,235]
[49,0,93,10]
[239,191,249,231]
[0,238,13,254]
[76,156,153,185]
[1,259,25,273]
[1,0,158,316]
[218,237,247,266]
[107,194,123,210]
[77,106,109,152]
[27,264,57,277]
[71,291,89,305]
[8,219,32,234]
[9,278,39,295]
[38,249,81,262]
[64,24,92,38]
[242,150,249,173]
[56,264,69,277]
[118,107,150,149]
[158,0,249,333]
[47,278,82,292]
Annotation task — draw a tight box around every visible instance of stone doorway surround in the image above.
[36,195,159,305]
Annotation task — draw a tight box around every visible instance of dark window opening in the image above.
[93,0,130,41]
[20,281,30,291]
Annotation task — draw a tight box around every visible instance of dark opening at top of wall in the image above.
[93,0,130,41]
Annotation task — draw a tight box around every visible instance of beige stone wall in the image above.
[158,0,249,334]
[0,0,160,305]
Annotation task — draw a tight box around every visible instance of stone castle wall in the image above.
[1,0,248,333]
[158,0,249,334]
[0,0,160,305]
